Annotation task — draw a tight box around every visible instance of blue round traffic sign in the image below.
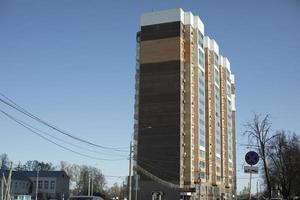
[245,151,259,165]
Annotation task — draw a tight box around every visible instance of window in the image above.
[200,150,205,157]
[200,161,205,168]
[50,181,55,190]
[199,79,205,86]
[227,83,231,96]
[200,172,205,179]
[200,119,205,125]
[200,108,204,115]
[199,89,205,96]
[214,68,219,76]
[200,99,205,106]
[200,139,205,147]
[33,181,36,188]
[44,181,49,189]
[201,70,204,76]
[15,182,18,189]
[38,181,42,189]
[215,94,219,101]
[198,31,204,48]
[214,54,218,66]
[214,85,219,93]
[217,176,221,182]
[199,50,204,66]
[216,167,221,173]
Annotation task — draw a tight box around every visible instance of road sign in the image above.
[244,165,259,173]
[245,151,259,165]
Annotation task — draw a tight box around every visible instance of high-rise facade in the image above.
[133,8,236,200]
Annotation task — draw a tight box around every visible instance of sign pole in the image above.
[249,166,252,200]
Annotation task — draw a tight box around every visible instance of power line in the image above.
[0,93,128,152]
[1,111,127,158]
[0,109,127,162]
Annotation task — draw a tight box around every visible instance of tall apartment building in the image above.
[133,8,236,200]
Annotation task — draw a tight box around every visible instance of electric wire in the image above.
[0,109,127,162]
[0,111,127,158]
[0,93,128,152]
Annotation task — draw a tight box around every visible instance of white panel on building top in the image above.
[141,8,205,34]
[219,56,231,72]
[204,36,219,55]
[224,57,231,72]
[210,39,219,55]
[141,8,184,26]
[218,55,224,65]
[194,16,204,34]
[204,36,210,48]
[184,12,194,26]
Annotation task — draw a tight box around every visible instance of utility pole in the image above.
[122,179,125,200]
[249,170,252,200]
[91,172,94,196]
[88,173,91,196]
[1,173,4,200]
[35,168,40,200]
[256,181,259,200]
[4,164,12,200]
[128,141,133,200]
[259,183,261,199]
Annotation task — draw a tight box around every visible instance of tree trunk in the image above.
[261,145,272,199]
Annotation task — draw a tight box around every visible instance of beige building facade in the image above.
[134,8,236,200]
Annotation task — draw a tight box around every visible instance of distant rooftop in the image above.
[0,170,69,180]
[0,170,31,182]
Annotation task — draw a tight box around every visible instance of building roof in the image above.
[0,170,69,181]
[0,170,31,182]
[19,170,69,178]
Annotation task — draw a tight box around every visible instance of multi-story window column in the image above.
[219,56,232,197]
[204,36,220,198]
[231,74,236,198]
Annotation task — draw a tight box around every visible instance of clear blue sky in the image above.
[0,0,299,192]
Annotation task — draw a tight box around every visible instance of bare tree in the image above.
[244,114,278,199]
[268,131,300,199]
[0,153,9,170]
[107,182,125,199]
